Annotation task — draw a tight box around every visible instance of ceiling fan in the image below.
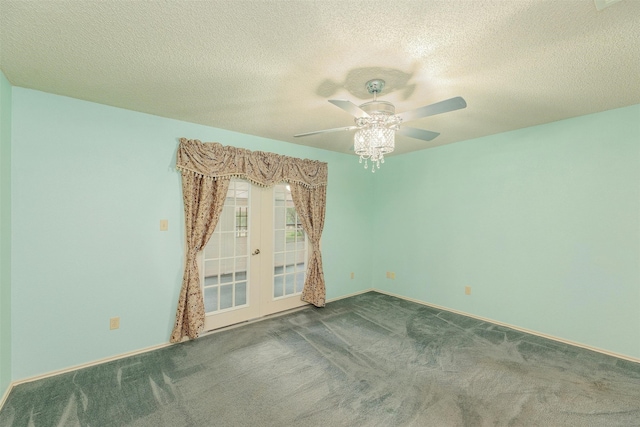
[294,78,466,146]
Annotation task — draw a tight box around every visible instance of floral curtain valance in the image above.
[176,138,328,188]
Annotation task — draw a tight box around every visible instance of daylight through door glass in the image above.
[202,180,250,313]
[273,183,307,299]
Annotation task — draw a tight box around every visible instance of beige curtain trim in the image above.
[177,138,328,189]
[176,166,324,189]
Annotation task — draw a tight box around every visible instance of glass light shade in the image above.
[354,126,395,172]
[354,127,395,156]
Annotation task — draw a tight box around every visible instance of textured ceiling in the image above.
[1,0,639,155]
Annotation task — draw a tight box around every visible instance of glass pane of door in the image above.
[201,180,310,331]
[273,183,307,299]
[202,180,250,313]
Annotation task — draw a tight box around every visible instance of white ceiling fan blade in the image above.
[397,97,467,123]
[294,125,357,137]
[329,100,370,118]
[398,127,440,141]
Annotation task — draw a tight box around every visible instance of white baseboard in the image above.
[326,288,373,303]
[1,343,169,414]
[3,287,636,413]
[0,382,12,414]
[11,342,174,389]
[0,341,175,412]
[373,288,640,365]
[5,289,374,393]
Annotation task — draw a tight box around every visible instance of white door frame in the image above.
[200,181,309,332]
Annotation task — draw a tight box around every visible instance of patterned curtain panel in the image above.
[289,183,327,307]
[171,138,328,342]
[170,173,230,343]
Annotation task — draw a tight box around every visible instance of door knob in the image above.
[252,249,260,255]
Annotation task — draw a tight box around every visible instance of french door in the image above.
[200,179,309,331]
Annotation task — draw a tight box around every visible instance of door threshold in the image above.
[200,304,312,337]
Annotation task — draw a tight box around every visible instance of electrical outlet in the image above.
[465,286,471,295]
[390,272,396,280]
[110,317,120,330]
[350,272,354,279]
[386,271,390,279]
[160,219,168,231]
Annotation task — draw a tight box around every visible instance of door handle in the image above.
[252,249,260,255]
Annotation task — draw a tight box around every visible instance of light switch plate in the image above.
[110,317,120,330]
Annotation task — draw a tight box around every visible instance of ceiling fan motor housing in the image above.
[360,100,395,115]
[356,101,401,130]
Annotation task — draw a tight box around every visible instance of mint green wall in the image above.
[9,85,638,381]
[372,104,640,359]
[0,71,12,397]
[11,88,373,380]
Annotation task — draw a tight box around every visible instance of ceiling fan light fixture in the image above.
[351,80,399,172]
[294,78,466,174]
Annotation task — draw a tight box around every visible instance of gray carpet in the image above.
[1,292,639,426]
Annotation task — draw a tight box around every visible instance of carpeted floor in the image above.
[1,291,639,426]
